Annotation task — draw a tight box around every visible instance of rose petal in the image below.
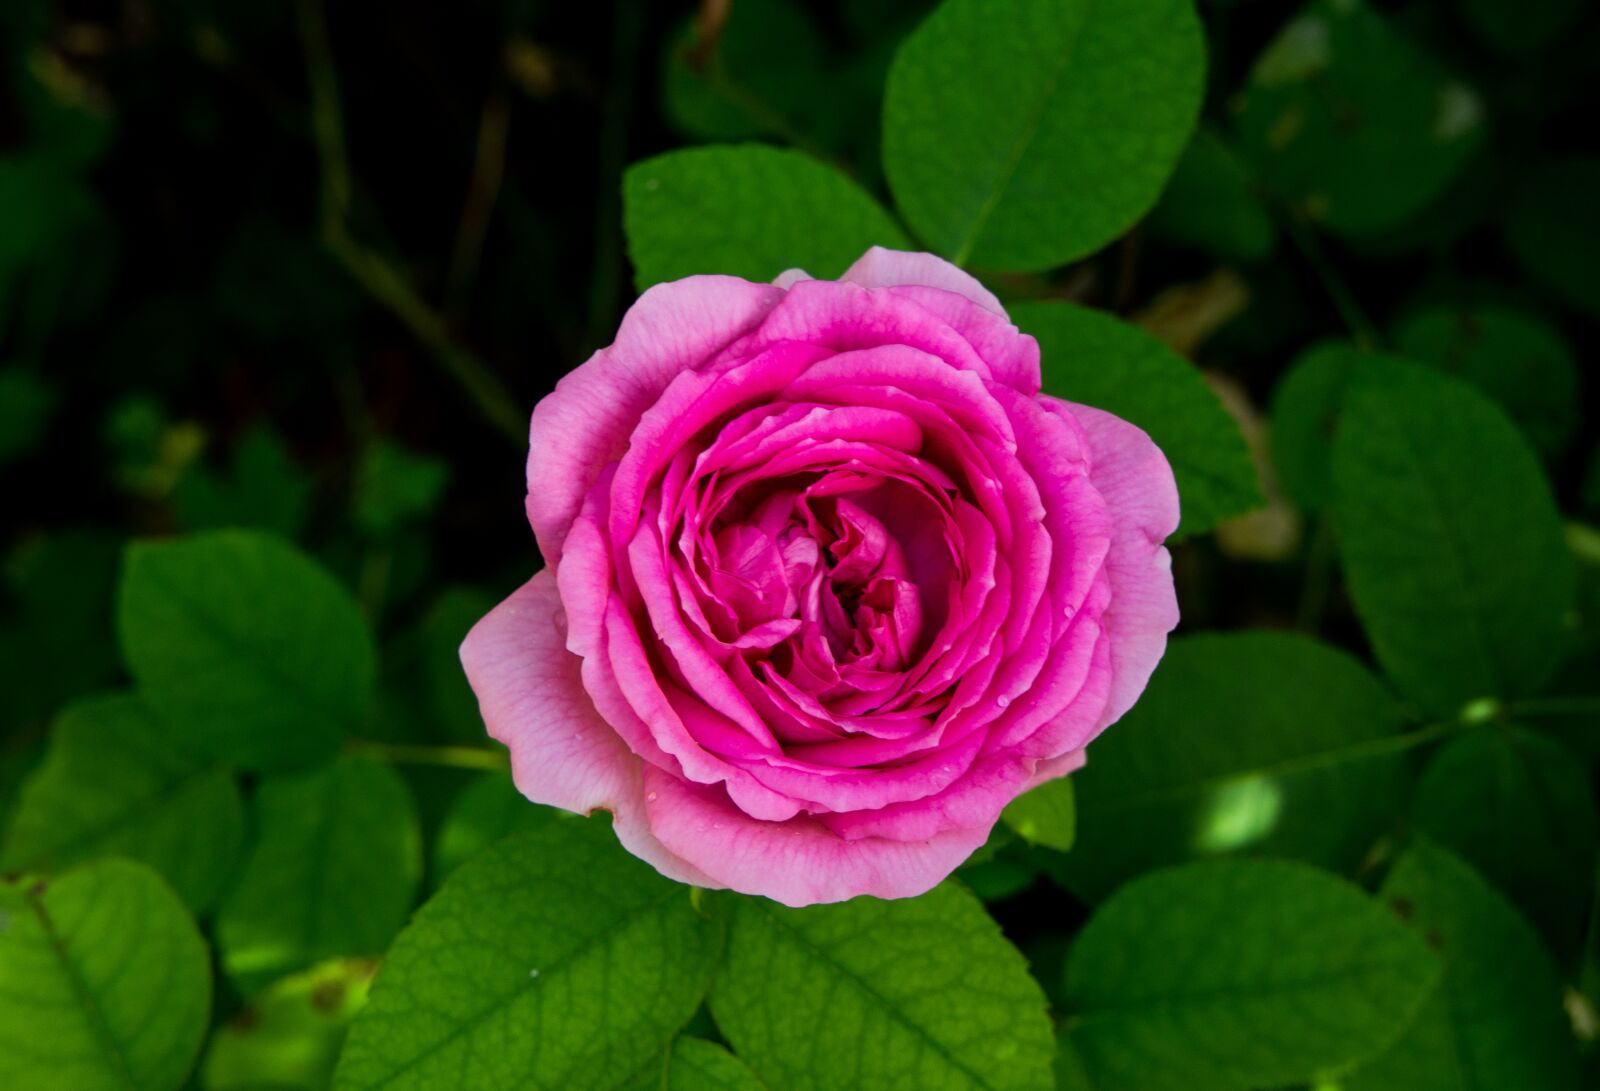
[841,246,1005,316]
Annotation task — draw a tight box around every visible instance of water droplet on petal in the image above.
[996,695,1011,708]
[551,608,568,634]
[1062,604,1076,620]
[647,791,658,802]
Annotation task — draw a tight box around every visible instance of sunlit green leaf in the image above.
[1002,775,1075,852]
[622,1038,766,1091]
[334,822,720,1091]
[710,881,1055,1090]
[0,859,211,1091]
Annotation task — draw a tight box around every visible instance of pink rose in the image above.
[461,248,1178,906]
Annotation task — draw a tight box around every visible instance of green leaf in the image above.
[431,769,559,889]
[173,426,314,539]
[882,0,1204,271]
[354,440,450,538]
[1345,841,1581,1091]
[201,957,375,1091]
[0,859,211,1091]
[118,530,377,771]
[1504,158,1600,318]
[333,822,720,1091]
[1267,340,1361,513]
[1393,303,1579,458]
[1013,301,1261,538]
[710,881,1055,1091]
[1063,858,1441,1091]
[1462,0,1585,54]
[1146,128,1276,263]
[0,365,54,465]
[1001,775,1075,852]
[1411,726,1598,963]
[623,1038,767,1091]
[660,0,827,143]
[0,693,244,913]
[1049,632,1410,903]
[217,756,421,992]
[623,144,909,290]
[1331,362,1574,714]
[1234,0,1484,237]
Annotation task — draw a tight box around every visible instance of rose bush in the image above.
[461,248,1178,906]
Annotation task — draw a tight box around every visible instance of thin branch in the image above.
[446,83,512,323]
[345,739,510,771]
[1279,206,1380,350]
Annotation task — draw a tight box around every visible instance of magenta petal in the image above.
[526,276,783,566]
[459,571,718,887]
[1047,398,1180,730]
[641,765,992,906]
[841,246,1005,316]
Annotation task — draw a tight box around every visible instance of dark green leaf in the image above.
[1050,632,1410,903]
[710,881,1055,1090]
[623,144,909,290]
[420,586,499,745]
[1146,128,1276,263]
[0,859,211,1091]
[1345,841,1581,1091]
[1411,726,1598,963]
[430,769,559,888]
[217,757,420,991]
[1267,340,1361,513]
[1234,0,1484,236]
[1,693,244,912]
[1504,158,1600,318]
[1462,0,1585,55]
[118,530,377,770]
[1013,300,1261,538]
[334,822,720,1091]
[1393,303,1579,458]
[0,365,54,465]
[623,1038,767,1091]
[1332,362,1574,714]
[173,427,313,539]
[1064,858,1441,1091]
[883,0,1204,271]
[354,441,450,538]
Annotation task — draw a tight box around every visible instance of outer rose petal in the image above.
[1048,400,1181,731]
[841,246,1005,316]
[460,570,718,887]
[641,765,993,907]
[525,276,784,566]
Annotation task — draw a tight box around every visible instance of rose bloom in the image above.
[462,248,1178,906]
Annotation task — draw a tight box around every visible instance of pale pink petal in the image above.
[526,276,784,566]
[841,246,1005,316]
[773,267,812,289]
[1046,399,1181,730]
[459,570,718,887]
[641,765,992,906]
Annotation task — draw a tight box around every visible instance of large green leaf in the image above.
[1331,362,1574,714]
[1234,0,1484,237]
[1063,858,1440,1091]
[1,693,243,912]
[623,144,909,290]
[1411,726,1598,963]
[217,757,420,991]
[882,0,1204,271]
[622,1038,767,1091]
[118,530,377,770]
[0,859,211,1091]
[1345,842,1581,1090]
[710,881,1055,1091]
[334,822,720,1091]
[1012,300,1261,538]
[1393,303,1579,459]
[1050,632,1410,902]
